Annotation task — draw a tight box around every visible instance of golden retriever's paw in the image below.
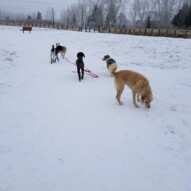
[134,104,140,108]
[118,101,124,105]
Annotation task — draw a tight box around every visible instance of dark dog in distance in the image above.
[76,52,85,81]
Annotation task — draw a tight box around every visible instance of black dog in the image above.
[76,52,85,81]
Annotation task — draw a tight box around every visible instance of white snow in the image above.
[0,26,191,191]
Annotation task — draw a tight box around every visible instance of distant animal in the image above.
[110,65,153,108]
[102,55,118,76]
[22,26,32,33]
[50,45,56,64]
[55,43,67,61]
[76,52,85,81]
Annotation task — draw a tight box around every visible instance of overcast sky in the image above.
[0,0,78,16]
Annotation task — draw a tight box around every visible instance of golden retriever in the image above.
[110,65,153,108]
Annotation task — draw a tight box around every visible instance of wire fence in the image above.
[0,20,191,39]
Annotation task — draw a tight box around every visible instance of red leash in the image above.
[64,57,98,78]
[64,57,75,65]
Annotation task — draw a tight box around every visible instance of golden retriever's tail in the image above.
[108,63,118,77]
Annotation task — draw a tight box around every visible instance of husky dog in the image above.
[50,45,56,64]
[55,43,67,61]
[102,55,118,76]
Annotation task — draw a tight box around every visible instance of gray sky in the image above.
[0,0,78,15]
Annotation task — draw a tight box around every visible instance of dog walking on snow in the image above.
[50,45,56,63]
[50,43,67,63]
[76,52,85,82]
[55,43,67,61]
[102,55,118,76]
[102,55,153,108]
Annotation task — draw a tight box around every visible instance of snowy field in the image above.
[0,25,191,191]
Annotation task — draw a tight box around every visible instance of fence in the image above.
[0,20,191,39]
[100,27,191,38]
[0,21,81,31]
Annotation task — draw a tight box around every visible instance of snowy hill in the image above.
[0,26,191,191]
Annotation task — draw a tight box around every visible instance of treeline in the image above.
[0,0,191,29]
[60,0,191,28]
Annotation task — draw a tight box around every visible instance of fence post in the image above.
[165,29,168,36]
[133,28,135,35]
[173,29,176,37]
[143,28,146,35]
[185,30,187,38]
[139,28,141,35]
[158,29,160,36]
[151,28,153,36]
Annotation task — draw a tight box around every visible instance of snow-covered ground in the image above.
[0,26,191,191]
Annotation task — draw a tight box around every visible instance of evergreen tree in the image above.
[185,7,191,28]
[72,14,77,25]
[105,0,117,27]
[36,11,42,21]
[87,5,103,27]
[27,15,32,21]
[118,12,127,27]
[172,4,191,28]
[146,16,151,28]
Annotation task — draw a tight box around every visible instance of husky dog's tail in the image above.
[108,63,118,77]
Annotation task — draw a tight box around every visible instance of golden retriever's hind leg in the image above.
[132,91,139,108]
[137,93,141,102]
[115,85,124,105]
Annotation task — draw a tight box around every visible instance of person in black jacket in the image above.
[76,52,85,81]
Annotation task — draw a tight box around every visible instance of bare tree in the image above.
[130,0,164,27]
[156,0,179,27]
[130,0,181,28]
[103,0,128,26]
[177,0,191,10]
[45,8,56,22]
[60,0,128,27]
[130,0,140,26]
